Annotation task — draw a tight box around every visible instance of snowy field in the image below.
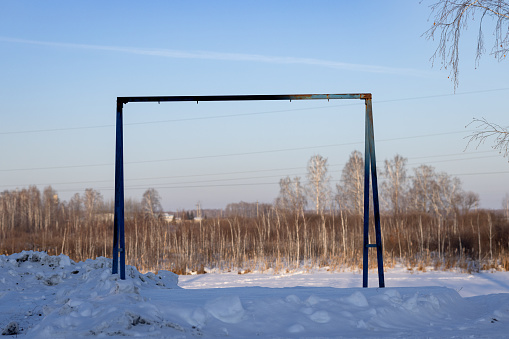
[2,252,509,338]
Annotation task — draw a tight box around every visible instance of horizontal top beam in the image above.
[117,93,371,105]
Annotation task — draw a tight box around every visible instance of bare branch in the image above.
[425,0,509,90]
[465,117,509,159]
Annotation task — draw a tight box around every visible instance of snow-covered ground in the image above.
[2,252,509,338]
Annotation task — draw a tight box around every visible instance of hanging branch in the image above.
[424,0,509,90]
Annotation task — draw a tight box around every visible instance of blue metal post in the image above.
[366,98,385,287]
[113,101,126,280]
[363,101,371,288]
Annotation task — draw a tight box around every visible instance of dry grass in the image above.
[1,193,509,275]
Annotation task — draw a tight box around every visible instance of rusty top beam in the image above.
[117,93,371,105]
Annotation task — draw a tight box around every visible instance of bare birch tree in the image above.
[431,172,463,217]
[276,176,307,213]
[68,193,82,228]
[408,165,436,213]
[125,197,143,219]
[503,193,509,220]
[142,188,162,221]
[2,190,18,230]
[409,165,465,216]
[425,3,509,160]
[306,154,332,214]
[43,186,59,230]
[337,150,364,215]
[381,155,409,215]
[83,188,103,222]
[425,0,509,90]
[27,186,42,230]
[460,191,480,212]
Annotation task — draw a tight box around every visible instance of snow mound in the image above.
[205,296,245,323]
[1,251,178,292]
[2,252,509,338]
[0,251,179,337]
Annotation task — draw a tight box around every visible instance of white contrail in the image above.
[0,36,430,76]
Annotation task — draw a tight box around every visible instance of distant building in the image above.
[161,213,174,223]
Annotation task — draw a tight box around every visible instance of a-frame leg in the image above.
[362,98,385,288]
[113,101,126,280]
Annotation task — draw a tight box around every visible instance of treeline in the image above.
[281,152,483,217]
[1,152,508,274]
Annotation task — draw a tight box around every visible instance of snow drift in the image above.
[1,251,509,338]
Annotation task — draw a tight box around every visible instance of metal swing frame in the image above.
[113,93,384,288]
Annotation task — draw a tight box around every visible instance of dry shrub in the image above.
[1,195,509,275]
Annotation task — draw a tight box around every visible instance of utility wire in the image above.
[1,150,504,191]
[52,182,279,193]
[51,168,509,194]
[0,166,307,188]
[407,155,502,166]
[1,87,508,135]
[0,130,476,172]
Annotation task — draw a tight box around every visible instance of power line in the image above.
[452,171,509,176]
[0,130,477,172]
[406,150,496,160]
[1,166,306,188]
[51,168,509,194]
[1,150,504,192]
[0,103,354,135]
[407,155,502,166]
[374,87,509,104]
[113,166,509,190]
[53,182,279,193]
[1,87,508,135]
[124,172,306,189]
[0,124,114,135]
[0,165,310,189]
[0,162,113,172]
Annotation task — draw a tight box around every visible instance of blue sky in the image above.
[1,1,508,210]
